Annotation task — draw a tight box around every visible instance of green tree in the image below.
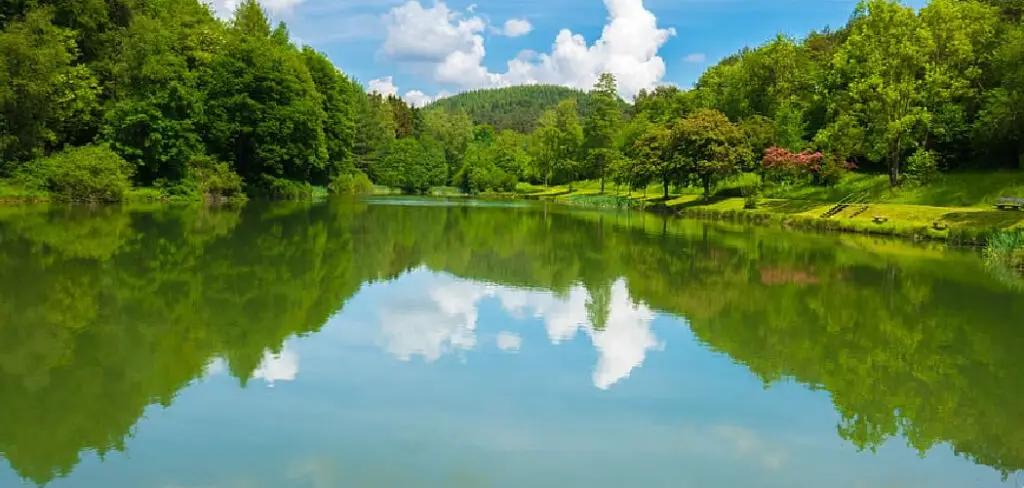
[630,123,678,200]
[675,109,751,199]
[302,47,359,183]
[584,73,622,193]
[202,0,328,188]
[831,0,933,186]
[536,99,584,190]
[0,8,99,167]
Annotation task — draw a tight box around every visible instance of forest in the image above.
[0,0,1022,202]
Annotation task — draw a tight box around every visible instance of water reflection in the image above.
[376,273,659,389]
[0,200,1021,487]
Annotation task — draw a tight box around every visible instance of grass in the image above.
[521,171,1024,243]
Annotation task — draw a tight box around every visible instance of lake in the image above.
[1,197,1022,488]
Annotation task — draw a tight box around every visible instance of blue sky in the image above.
[223,0,927,104]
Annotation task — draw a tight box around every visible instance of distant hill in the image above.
[425,85,601,133]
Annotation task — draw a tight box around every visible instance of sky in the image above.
[206,0,928,106]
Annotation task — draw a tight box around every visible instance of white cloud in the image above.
[683,52,706,63]
[377,278,485,362]
[382,1,486,62]
[368,77,438,107]
[207,0,306,19]
[588,280,659,389]
[403,90,435,107]
[496,331,522,352]
[379,0,675,100]
[204,357,228,377]
[252,345,300,387]
[375,273,661,389]
[368,76,399,96]
[501,18,533,37]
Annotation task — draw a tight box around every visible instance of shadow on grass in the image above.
[759,199,823,214]
[670,195,731,209]
[942,210,1024,229]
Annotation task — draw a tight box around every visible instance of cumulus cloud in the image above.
[253,345,300,387]
[588,281,658,389]
[496,331,523,352]
[375,273,660,389]
[207,0,306,19]
[368,76,399,96]
[368,77,438,107]
[683,53,706,63]
[403,90,436,107]
[379,0,675,100]
[382,1,486,62]
[501,18,533,37]
[377,279,485,362]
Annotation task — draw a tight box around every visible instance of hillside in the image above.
[425,85,600,133]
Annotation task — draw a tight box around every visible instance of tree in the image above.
[353,92,396,175]
[630,124,678,200]
[491,130,531,181]
[584,73,622,193]
[202,0,328,187]
[831,0,933,186]
[536,99,584,190]
[0,8,99,167]
[421,109,474,183]
[302,47,359,184]
[675,109,751,199]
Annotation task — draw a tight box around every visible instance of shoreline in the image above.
[520,191,1021,247]
[2,187,1020,247]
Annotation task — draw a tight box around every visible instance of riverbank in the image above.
[518,172,1024,245]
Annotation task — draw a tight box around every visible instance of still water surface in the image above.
[1,198,1022,487]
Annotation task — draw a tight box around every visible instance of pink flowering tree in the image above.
[761,147,855,186]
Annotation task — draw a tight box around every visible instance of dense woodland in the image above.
[425,85,604,133]
[0,0,1022,202]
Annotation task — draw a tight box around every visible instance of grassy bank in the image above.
[518,172,1024,244]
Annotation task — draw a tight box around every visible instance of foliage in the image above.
[189,155,245,201]
[327,169,374,195]
[13,145,134,202]
[674,109,751,199]
[904,148,940,186]
[535,99,585,189]
[1,0,1024,201]
[425,84,605,132]
[583,73,623,193]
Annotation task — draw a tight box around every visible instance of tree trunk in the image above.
[703,177,712,201]
[600,175,605,194]
[662,177,669,200]
[889,137,902,187]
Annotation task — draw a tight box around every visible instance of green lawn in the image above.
[522,171,1024,239]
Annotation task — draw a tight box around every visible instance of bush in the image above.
[904,148,939,186]
[328,169,374,195]
[253,174,313,200]
[13,145,134,202]
[188,155,245,201]
[741,185,760,209]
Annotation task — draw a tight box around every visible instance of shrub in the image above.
[253,174,312,200]
[188,155,245,201]
[741,185,760,209]
[14,145,134,202]
[328,169,374,195]
[904,148,939,186]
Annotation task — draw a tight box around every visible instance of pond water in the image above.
[1,197,1022,488]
